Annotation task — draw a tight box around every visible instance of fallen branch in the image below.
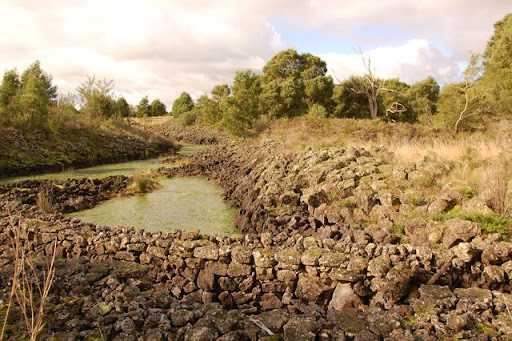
[427,255,454,285]
[249,318,274,335]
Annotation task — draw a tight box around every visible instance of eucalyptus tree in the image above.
[259,49,333,118]
[172,91,194,117]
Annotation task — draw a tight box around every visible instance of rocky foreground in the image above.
[0,142,511,340]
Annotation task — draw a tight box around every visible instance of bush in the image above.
[307,104,328,118]
[178,111,197,127]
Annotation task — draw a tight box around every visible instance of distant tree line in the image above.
[0,13,510,135]
[171,13,511,135]
[0,65,169,130]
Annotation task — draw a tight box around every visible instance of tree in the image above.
[0,62,57,128]
[20,61,57,103]
[436,55,485,133]
[172,91,194,117]
[77,76,116,118]
[150,99,167,117]
[0,69,21,121]
[481,13,512,115]
[408,76,440,120]
[221,70,262,136]
[332,78,367,119]
[195,84,231,125]
[136,96,150,117]
[346,52,382,120]
[17,72,51,127]
[260,49,333,118]
[116,97,131,117]
[211,84,230,102]
[453,54,485,133]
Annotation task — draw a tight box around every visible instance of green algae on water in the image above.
[67,177,238,235]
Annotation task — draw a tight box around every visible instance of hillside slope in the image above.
[0,124,176,178]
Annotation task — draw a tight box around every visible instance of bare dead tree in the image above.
[348,48,398,120]
[454,54,484,134]
[454,82,483,133]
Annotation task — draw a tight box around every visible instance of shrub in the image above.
[458,185,475,199]
[484,157,510,214]
[178,111,197,127]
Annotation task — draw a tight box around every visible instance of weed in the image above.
[129,173,160,194]
[337,198,354,209]
[327,192,338,203]
[484,157,510,215]
[36,190,54,213]
[458,185,475,199]
[1,220,57,341]
[390,222,406,235]
[432,206,511,238]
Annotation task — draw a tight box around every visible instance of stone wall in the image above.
[1,202,510,316]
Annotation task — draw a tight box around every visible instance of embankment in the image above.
[0,125,176,178]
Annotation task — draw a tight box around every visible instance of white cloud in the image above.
[321,39,459,84]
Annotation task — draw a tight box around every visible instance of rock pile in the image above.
[1,141,511,339]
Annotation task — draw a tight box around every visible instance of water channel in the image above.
[2,144,238,235]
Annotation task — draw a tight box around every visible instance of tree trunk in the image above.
[367,94,378,119]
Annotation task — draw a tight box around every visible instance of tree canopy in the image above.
[150,99,167,117]
[172,92,194,117]
[259,49,333,118]
[481,13,512,115]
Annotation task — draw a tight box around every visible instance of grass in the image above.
[337,198,354,209]
[1,220,57,341]
[248,116,512,217]
[432,206,511,239]
[390,222,406,235]
[36,190,54,213]
[128,173,160,194]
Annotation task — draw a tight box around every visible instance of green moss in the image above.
[83,329,106,341]
[390,222,406,235]
[307,247,328,257]
[414,303,436,317]
[475,321,498,336]
[337,198,354,208]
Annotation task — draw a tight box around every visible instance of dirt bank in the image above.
[0,125,176,179]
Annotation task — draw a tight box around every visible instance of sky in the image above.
[0,0,511,108]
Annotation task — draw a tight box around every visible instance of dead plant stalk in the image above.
[0,221,57,341]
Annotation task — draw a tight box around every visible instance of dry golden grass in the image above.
[252,116,512,215]
[254,116,509,165]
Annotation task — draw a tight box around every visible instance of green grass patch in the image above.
[411,197,426,206]
[432,205,511,239]
[457,185,475,199]
[390,222,406,235]
[337,198,354,209]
